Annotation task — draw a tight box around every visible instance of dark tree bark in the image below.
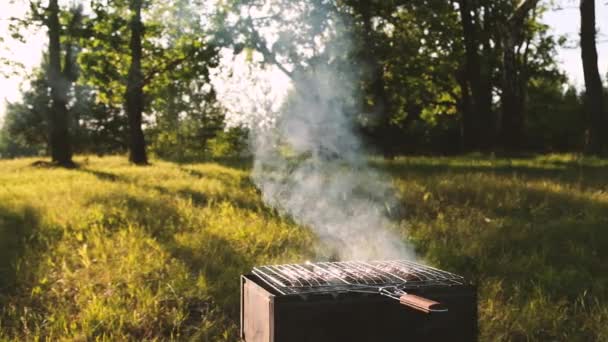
[479,9,496,146]
[499,0,540,152]
[125,0,148,165]
[580,0,606,155]
[47,0,73,166]
[457,65,472,151]
[458,0,482,150]
[457,0,495,151]
[500,31,525,151]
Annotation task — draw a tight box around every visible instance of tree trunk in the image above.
[479,9,495,146]
[580,0,605,155]
[500,31,525,151]
[458,0,483,151]
[457,66,471,151]
[499,0,540,152]
[125,0,148,165]
[47,0,73,166]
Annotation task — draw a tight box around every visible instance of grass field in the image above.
[0,155,606,341]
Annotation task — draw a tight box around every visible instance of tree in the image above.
[80,0,221,164]
[499,0,541,151]
[7,1,83,165]
[0,73,49,158]
[457,0,494,151]
[526,79,585,151]
[0,57,130,158]
[44,0,80,165]
[347,1,396,157]
[580,0,605,155]
[125,0,147,164]
[230,0,465,154]
[47,0,82,165]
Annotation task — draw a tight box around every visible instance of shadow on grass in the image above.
[30,160,78,169]
[0,204,46,337]
[155,156,253,171]
[377,157,608,190]
[77,168,124,182]
[0,205,40,294]
[78,163,270,218]
[166,232,251,320]
[176,166,252,189]
[84,191,266,322]
[174,187,267,214]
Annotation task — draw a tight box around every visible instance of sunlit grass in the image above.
[0,154,606,340]
[0,156,314,341]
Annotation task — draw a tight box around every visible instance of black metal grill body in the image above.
[241,261,477,342]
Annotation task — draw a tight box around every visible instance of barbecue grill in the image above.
[241,260,477,341]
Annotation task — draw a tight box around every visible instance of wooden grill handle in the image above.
[399,294,448,314]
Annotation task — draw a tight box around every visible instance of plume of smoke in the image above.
[250,66,414,261]
[213,2,415,261]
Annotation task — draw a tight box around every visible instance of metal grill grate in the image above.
[252,260,464,296]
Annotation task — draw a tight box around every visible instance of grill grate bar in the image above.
[252,260,465,296]
[359,261,412,283]
[258,265,304,287]
[314,262,370,285]
[392,260,459,281]
[284,264,327,287]
[340,261,393,284]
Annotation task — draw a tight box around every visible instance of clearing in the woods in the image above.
[0,155,606,341]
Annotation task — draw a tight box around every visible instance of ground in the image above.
[0,155,606,341]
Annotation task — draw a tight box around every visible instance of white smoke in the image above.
[212,2,415,261]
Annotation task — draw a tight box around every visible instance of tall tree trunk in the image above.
[499,0,540,152]
[458,0,483,151]
[47,0,73,166]
[580,0,605,155]
[125,0,148,165]
[457,66,472,151]
[479,9,496,146]
[500,31,525,151]
[458,0,495,151]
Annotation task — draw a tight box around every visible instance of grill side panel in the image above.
[242,274,477,342]
[242,275,275,342]
[274,287,477,342]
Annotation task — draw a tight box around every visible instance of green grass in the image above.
[0,154,606,341]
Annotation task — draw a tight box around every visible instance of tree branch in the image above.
[509,0,541,28]
[243,17,294,80]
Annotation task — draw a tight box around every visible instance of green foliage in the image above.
[2,0,227,161]
[76,0,224,162]
[0,126,43,159]
[2,0,596,160]
[0,66,128,158]
[526,81,585,151]
[149,125,248,162]
[207,128,249,159]
[228,0,575,154]
[79,0,221,118]
[146,90,249,162]
[0,72,49,158]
